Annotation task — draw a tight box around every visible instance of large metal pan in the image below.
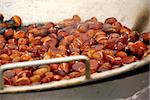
[0,0,150,94]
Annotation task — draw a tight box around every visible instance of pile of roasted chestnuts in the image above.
[0,13,149,86]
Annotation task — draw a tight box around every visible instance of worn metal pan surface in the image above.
[0,0,150,94]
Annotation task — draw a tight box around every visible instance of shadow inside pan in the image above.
[132,7,149,32]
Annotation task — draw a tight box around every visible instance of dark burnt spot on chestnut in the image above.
[0,27,7,34]
[5,20,16,28]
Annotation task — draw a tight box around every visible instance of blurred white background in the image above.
[0,0,150,31]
